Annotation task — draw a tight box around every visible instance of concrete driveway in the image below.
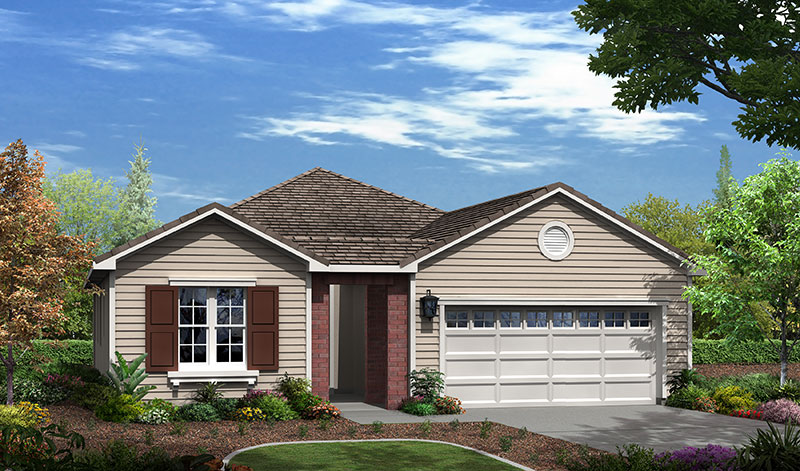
[334,402,771,453]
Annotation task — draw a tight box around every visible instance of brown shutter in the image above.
[145,286,178,372]
[247,286,279,371]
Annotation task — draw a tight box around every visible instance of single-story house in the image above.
[88,167,697,409]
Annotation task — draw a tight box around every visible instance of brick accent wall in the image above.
[386,282,409,410]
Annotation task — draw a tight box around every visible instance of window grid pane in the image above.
[446,311,468,329]
[579,311,599,328]
[500,311,521,328]
[179,288,208,363]
[215,288,245,363]
[553,311,573,328]
[473,311,495,328]
[604,311,625,328]
[526,311,548,328]
[630,311,650,328]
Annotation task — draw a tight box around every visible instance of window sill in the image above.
[167,370,260,387]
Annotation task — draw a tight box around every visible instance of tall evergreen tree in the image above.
[713,145,735,210]
[113,141,160,247]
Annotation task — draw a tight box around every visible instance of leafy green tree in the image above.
[622,194,712,256]
[713,145,735,210]
[685,152,800,385]
[573,1,800,148]
[113,142,160,247]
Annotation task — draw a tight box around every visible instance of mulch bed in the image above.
[47,402,603,471]
[694,363,800,379]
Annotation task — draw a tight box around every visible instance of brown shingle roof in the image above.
[231,168,443,241]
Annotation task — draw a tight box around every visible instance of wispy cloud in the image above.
[152,173,233,203]
[225,1,703,172]
[63,130,87,138]
[31,142,83,172]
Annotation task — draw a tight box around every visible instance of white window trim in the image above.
[178,286,248,373]
[170,278,256,287]
[538,220,575,261]
[167,370,259,387]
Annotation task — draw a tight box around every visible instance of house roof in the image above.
[93,168,691,269]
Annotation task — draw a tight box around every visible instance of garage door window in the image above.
[553,311,573,328]
[500,311,522,328]
[527,311,547,328]
[578,311,600,328]
[604,311,625,328]
[630,311,650,327]
[473,311,495,328]
[445,311,468,329]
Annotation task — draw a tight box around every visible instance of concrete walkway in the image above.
[333,402,771,453]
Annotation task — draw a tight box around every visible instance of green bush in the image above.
[564,444,663,471]
[0,340,92,383]
[773,379,800,401]
[401,401,437,416]
[136,408,171,425]
[176,402,220,422]
[0,405,38,428]
[95,394,145,423]
[276,373,311,403]
[665,384,711,410]
[408,368,445,400]
[14,380,70,404]
[736,422,800,470]
[74,439,215,471]
[192,382,222,404]
[72,383,118,411]
[143,398,177,418]
[212,398,237,420]
[252,394,298,421]
[693,339,800,364]
[713,385,758,415]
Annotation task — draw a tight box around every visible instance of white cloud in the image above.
[30,142,83,173]
[63,130,87,138]
[152,173,233,203]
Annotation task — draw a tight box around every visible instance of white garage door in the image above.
[442,306,658,406]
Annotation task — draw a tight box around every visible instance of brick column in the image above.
[365,285,388,406]
[311,275,330,399]
[386,280,409,410]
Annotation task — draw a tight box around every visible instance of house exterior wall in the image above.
[113,215,308,401]
[414,194,690,379]
[92,275,110,374]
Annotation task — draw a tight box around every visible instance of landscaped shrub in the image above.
[692,396,718,413]
[193,381,223,404]
[276,373,311,402]
[693,339,800,364]
[44,373,85,391]
[400,398,437,416]
[666,384,712,410]
[71,382,118,411]
[95,394,145,423]
[305,403,341,420]
[656,444,737,470]
[772,379,800,402]
[434,395,465,415]
[666,369,704,394]
[736,422,800,470]
[212,398,238,420]
[143,398,177,418]
[0,424,84,465]
[294,393,325,417]
[75,439,218,471]
[136,408,171,425]
[233,407,266,422]
[408,368,445,400]
[45,363,108,386]
[0,340,93,384]
[251,394,298,421]
[759,399,800,424]
[712,385,758,415]
[564,443,662,470]
[731,409,763,420]
[177,402,220,422]
[107,352,156,401]
[0,402,48,428]
[723,373,778,403]
[14,379,70,405]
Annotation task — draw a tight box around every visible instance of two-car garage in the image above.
[441,305,661,407]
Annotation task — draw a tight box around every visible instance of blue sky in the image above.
[1,0,779,222]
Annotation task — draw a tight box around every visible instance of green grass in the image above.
[229,440,519,471]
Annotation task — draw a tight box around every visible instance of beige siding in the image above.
[114,215,308,401]
[415,195,690,378]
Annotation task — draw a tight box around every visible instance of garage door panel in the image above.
[552,382,601,402]
[552,358,602,377]
[552,335,601,353]
[447,335,495,353]
[448,384,496,404]
[605,381,652,400]
[446,359,495,378]
[500,383,548,403]
[500,335,548,353]
[499,358,548,377]
[605,357,653,376]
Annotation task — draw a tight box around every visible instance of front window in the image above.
[179,287,246,369]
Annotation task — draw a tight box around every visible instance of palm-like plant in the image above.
[107,351,156,401]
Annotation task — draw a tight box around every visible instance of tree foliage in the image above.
[685,152,800,385]
[113,142,160,247]
[0,140,99,403]
[714,145,735,210]
[573,0,800,148]
[622,193,712,256]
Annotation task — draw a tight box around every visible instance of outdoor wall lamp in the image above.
[420,289,439,319]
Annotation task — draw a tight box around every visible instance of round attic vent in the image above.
[538,221,574,261]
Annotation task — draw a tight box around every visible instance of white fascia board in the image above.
[412,187,688,270]
[92,208,327,271]
[437,297,671,306]
[313,264,418,273]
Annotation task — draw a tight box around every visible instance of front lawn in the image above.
[229,441,519,470]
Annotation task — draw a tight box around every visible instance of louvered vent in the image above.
[542,226,569,256]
